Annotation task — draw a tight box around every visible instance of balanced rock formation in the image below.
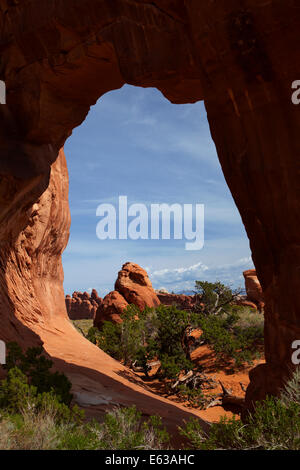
[115,262,160,311]
[94,263,160,328]
[0,0,299,415]
[66,290,102,320]
[243,270,265,312]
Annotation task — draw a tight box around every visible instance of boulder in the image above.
[93,263,160,328]
[94,291,128,329]
[115,262,160,311]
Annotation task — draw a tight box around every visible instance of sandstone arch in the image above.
[0,0,299,416]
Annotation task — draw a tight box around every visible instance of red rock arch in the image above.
[0,1,299,414]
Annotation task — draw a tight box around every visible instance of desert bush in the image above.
[88,322,123,359]
[89,305,148,367]
[3,342,73,406]
[0,366,83,423]
[180,368,300,450]
[92,304,196,380]
[0,343,84,425]
[176,384,207,409]
[0,343,170,450]
[0,406,170,450]
[197,310,263,366]
[194,280,240,315]
[192,281,264,367]
[0,408,59,450]
[94,406,170,450]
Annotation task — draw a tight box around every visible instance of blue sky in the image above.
[63,85,253,296]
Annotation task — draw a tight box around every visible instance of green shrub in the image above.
[196,309,263,367]
[3,342,73,406]
[194,280,238,315]
[0,367,37,412]
[90,305,148,367]
[176,385,207,409]
[0,366,83,424]
[88,323,123,360]
[93,304,196,380]
[0,344,170,450]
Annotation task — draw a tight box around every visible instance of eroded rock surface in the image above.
[0,0,299,413]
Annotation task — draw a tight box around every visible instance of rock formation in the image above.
[94,263,159,328]
[66,290,102,320]
[0,1,299,414]
[243,270,265,312]
[94,291,128,329]
[156,292,198,311]
[115,262,160,310]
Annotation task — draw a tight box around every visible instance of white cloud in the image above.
[149,257,254,292]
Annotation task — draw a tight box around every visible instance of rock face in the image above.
[94,263,159,328]
[66,290,102,320]
[243,270,265,312]
[115,262,160,311]
[0,148,70,350]
[0,1,299,412]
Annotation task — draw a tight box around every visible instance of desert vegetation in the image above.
[0,343,299,450]
[85,281,264,409]
[0,343,170,450]
[0,281,270,449]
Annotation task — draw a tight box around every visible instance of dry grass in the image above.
[235,307,264,330]
[0,404,169,450]
[72,319,93,337]
[0,407,59,450]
